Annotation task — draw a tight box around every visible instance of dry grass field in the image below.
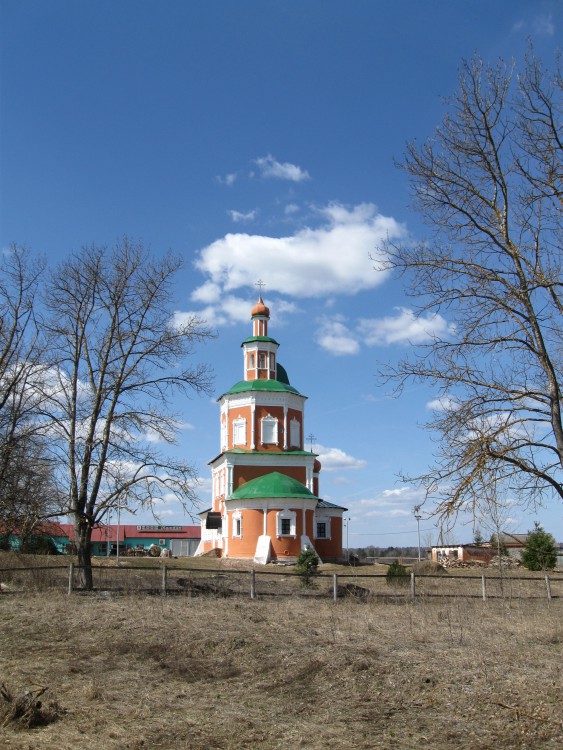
[1,561,562,750]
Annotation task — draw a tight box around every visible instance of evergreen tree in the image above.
[521,523,558,571]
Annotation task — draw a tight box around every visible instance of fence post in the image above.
[68,563,74,595]
[333,574,338,602]
[161,565,167,597]
[545,574,552,603]
[481,574,487,602]
[250,569,256,599]
[410,572,416,600]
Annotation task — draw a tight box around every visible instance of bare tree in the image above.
[384,51,562,519]
[0,245,56,543]
[43,239,213,588]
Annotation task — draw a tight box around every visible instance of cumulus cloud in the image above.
[315,307,454,355]
[227,209,257,223]
[358,308,454,345]
[192,202,404,305]
[315,316,360,356]
[316,444,367,472]
[254,154,310,182]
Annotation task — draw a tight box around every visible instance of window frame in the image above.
[314,517,331,540]
[232,417,247,446]
[276,510,296,538]
[261,415,278,445]
[232,511,242,538]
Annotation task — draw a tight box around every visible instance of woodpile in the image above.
[441,556,520,569]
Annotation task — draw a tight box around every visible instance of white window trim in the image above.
[261,415,278,445]
[276,510,297,538]
[289,417,301,448]
[314,517,331,540]
[233,417,247,446]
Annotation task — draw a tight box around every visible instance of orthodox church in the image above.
[196,295,346,563]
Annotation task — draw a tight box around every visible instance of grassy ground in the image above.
[0,588,561,750]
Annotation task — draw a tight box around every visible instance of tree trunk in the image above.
[74,515,94,590]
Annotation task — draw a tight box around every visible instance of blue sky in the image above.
[1,1,561,547]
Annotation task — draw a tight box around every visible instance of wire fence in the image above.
[1,563,561,603]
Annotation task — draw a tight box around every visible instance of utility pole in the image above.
[414,505,422,562]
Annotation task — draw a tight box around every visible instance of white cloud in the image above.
[354,485,427,518]
[315,307,454,355]
[358,307,454,345]
[315,315,360,356]
[512,13,555,36]
[284,203,300,215]
[227,209,257,223]
[217,173,237,186]
[254,154,310,182]
[316,444,367,471]
[534,13,555,36]
[192,202,404,310]
[426,395,459,413]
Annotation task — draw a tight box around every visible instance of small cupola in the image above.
[251,295,270,337]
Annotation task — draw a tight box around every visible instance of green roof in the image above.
[229,472,318,501]
[276,362,290,384]
[222,379,304,397]
[241,336,280,345]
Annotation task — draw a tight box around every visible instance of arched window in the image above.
[232,511,242,538]
[261,415,278,445]
[290,418,301,448]
[233,417,246,446]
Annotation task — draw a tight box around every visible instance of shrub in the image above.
[386,560,410,586]
[19,535,59,556]
[295,547,319,587]
[521,523,557,571]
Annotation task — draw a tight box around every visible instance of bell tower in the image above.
[243,296,279,381]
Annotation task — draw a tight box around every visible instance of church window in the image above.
[277,510,296,537]
[233,512,242,538]
[290,418,301,448]
[314,518,331,539]
[233,418,246,446]
[261,415,278,445]
[258,352,267,369]
[249,353,255,368]
[269,352,275,371]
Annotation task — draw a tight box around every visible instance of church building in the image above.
[196,295,346,563]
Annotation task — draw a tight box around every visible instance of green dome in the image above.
[229,471,318,500]
[276,362,290,384]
